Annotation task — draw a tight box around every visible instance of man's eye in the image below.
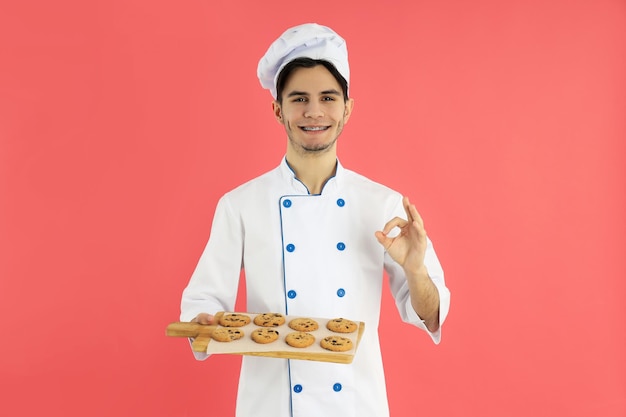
[293,97,306,102]
[322,96,335,101]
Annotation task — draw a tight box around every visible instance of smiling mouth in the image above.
[300,126,330,131]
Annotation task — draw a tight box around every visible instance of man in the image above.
[180,23,450,417]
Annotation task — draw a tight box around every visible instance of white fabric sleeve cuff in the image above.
[188,338,210,361]
[404,298,442,345]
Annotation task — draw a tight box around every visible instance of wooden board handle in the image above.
[166,313,225,352]
[166,322,204,337]
[166,322,216,352]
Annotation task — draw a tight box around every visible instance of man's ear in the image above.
[272,101,284,124]
[343,97,355,124]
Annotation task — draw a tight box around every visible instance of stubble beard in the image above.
[286,121,344,156]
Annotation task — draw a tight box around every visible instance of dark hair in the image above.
[275,57,349,103]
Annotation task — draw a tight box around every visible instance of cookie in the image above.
[211,327,244,342]
[288,318,319,332]
[320,336,353,352]
[326,318,358,334]
[251,328,280,344]
[285,331,315,348]
[253,313,286,327]
[219,313,251,327]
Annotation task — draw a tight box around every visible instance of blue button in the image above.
[286,244,295,252]
[336,288,345,297]
[287,290,297,299]
[336,198,345,207]
[336,242,346,251]
[333,383,342,392]
[294,384,303,393]
[283,199,292,208]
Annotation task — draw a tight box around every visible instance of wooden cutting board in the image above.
[166,312,365,364]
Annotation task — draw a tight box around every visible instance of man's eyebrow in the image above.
[286,89,342,97]
[286,90,310,97]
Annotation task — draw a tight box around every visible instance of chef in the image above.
[180,23,451,417]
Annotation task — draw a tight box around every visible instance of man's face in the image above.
[273,65,354,156]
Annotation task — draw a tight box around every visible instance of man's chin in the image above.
[303,144,331,152]
[288,136,337,155]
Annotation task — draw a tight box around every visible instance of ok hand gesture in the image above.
[375,196,428,276]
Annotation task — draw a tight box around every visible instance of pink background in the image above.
[1,1,625,416]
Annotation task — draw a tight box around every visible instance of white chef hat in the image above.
[257,23,350,99]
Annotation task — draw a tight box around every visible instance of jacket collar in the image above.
[279,156,343,195]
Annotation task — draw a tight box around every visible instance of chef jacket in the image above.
[181,157,450,417]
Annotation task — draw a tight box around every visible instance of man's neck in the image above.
[285,149,337,195]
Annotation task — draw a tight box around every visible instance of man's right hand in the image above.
[191,313,214,325]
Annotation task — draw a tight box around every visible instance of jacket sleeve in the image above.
[383,198,451,345]
[180,193,244,322]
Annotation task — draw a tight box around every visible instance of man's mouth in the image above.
[300,126,330,131]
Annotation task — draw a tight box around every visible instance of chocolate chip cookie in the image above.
[326,318,358,333]
[320,335,353,352]
[253,313,286,327]
[211,327,244,342]
[285,331,315,348]
[288,318,319,332]
[251,328,280,344]
[219,313,251,327]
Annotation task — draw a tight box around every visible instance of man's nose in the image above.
[304,101,324,118]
